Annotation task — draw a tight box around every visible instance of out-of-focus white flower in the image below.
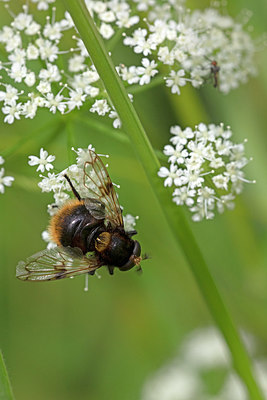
[68,55,86,73]
[99,23,114,40]
[2,103,22,123]
[0,85,20,106]
[141,327,265,400]
[24,72,36,87]
[31,0,55,11]
[109,110,121,129]
[36,80,51,94]
[0,168,14,193]
[123,214,139,231]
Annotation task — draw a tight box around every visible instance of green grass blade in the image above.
[0,351,14,400]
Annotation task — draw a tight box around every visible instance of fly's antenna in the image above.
[64,174,81,201]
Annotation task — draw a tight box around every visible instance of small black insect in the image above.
[210,60,220,88]
[16,150,142,282]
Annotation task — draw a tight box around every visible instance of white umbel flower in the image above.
[123,3,258,94]
[28,148,56,172]
[158,123,254,221]
[137,58,158,85]
[165,69,188,95]
[0,0,259,126]
[0,168,14,193]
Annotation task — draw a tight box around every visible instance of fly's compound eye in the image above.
[119,240,141,272]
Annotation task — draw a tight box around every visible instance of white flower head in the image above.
[165,69,188,95]
[99,23,114,40]
[0,85,20,106]
[31,0,56,11]
[0,1,104,123]
[0,0,259,125]
[90,99,110,116]
[123,214,139,231]
[28,148,56,172]
[122,3,258,95]
[2,103,22,124]
[38,172,62,192]
[72,144,96,167]
[109,110,121,129]
[158,123,254,221]
[68,88,87,111]
[137,58,158,85]
[0,167,14,193]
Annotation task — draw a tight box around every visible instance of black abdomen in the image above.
[57,204,104,253]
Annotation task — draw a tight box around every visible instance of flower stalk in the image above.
[63,1,263,398]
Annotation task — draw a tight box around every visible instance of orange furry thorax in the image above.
[49,199,84,246]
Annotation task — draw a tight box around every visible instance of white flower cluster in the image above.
[27,145,138,247]
[85,0,139,38]
[158,123,255,221]
[120,4,257,94]
[141,327,267,400]
[0,0,258,124]
[0,155,14,193]
[0,0,140,124]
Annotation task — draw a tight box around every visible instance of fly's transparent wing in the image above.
[83,150,123,228]
[16,246,102,282]
[83,197,106,220]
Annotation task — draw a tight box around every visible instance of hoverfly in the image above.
[16,150,142,283]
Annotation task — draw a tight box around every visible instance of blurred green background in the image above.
[0,0,267,399]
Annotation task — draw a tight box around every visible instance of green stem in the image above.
[0,351,14,400]
[63,2,263,399]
